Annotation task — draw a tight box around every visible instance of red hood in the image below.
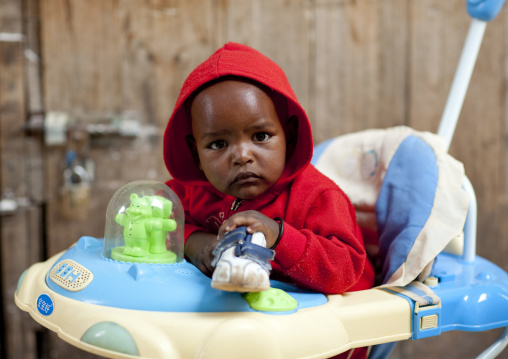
[163,42,313,189]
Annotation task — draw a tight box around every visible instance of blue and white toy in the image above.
[14,0,508,358]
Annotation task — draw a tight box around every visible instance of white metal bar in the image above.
[476,327,508,359]
[462,176,477,263]
[437,19,487,152]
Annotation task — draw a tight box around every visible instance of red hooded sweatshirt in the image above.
[163,42,374,295]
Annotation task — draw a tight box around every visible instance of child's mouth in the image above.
[232,171,260,184]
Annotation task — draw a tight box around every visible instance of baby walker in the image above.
[14,0,508,358]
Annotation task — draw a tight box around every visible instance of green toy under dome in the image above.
[103,180,184,264]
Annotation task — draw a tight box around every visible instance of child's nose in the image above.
[232,143,254,165]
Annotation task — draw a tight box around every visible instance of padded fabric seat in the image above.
[312,126,469,287]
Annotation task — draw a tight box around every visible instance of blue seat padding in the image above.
[376,135,438,284]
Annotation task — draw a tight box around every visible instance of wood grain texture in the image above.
[313,0,409,140]
[0,38,39,359]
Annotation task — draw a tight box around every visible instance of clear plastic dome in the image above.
[103,180,184,264]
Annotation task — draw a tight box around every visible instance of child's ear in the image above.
[285,115,298,159]
[185,135,202,170]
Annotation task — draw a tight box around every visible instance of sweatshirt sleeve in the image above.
[271,188,370,294]
[165,179,204,241]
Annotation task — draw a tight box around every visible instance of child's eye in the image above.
[209,140,227,150]
[253,132,270,142]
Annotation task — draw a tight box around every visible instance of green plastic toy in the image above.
[111,194,177,264]
[243,288,298,312]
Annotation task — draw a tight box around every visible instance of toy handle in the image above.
[467,0,505,21]
[437,18,486,151]
[439,1,505,151]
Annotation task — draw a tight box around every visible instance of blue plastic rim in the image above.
[386,252,508,341]
[45,236,328,314]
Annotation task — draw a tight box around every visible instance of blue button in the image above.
[36,293,54,316]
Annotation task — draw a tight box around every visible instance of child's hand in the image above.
[184,232,219,277]
[218,210,280,248]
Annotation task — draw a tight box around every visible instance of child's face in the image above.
[190,80,287,199]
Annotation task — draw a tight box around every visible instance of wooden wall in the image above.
[1,0,507,358]
[1,0,46,358]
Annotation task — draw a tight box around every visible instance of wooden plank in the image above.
[407,0,470,132]
[0,37,39,359]
[41,0,214,125]
[40,0,122,113]
[313,0,409,142]
[0,0,23,32]
[1,1,48,359]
